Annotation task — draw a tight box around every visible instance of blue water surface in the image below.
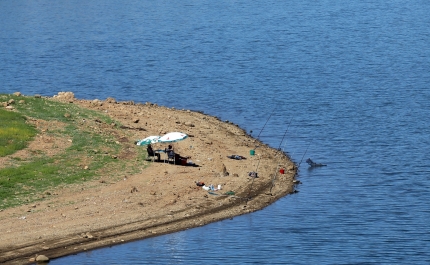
[1,0,430,264]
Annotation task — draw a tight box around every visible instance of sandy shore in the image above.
[0,94,297,264]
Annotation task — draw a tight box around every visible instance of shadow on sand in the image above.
[146,159,200,167]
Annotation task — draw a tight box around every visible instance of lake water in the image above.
[1,0,430,264]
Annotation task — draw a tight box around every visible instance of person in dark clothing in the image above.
[165,144,189,164]
[165,144,174,155]
[147,144,160,161]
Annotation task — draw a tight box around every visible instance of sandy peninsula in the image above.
[0,92,297,264]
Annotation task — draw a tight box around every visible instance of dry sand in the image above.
[0,94,297,264]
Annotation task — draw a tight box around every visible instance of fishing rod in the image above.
[249,111,288,200]
[277,117,293,150]
[298,140,312,167]
[251,108,277,153]
[246,153,263,203]
[255,108,276,140]
[270,119,294,193]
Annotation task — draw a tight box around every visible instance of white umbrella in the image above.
[136,136,161,146]
[158,132,188,143]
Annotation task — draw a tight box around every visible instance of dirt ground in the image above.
[0,93,297,264]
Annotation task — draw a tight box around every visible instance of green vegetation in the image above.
[0,94,147,209]
[0,108,37,156]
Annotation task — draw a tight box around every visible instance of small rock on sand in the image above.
[36,254,49,262]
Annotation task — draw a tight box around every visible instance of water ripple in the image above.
[2,0,430,264]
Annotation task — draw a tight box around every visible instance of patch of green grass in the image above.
[0,93,148,209]
[8,95,118,126]
[0,108,37,157]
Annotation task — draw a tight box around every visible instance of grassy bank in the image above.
[0,108,37,157]
[0,94,146,209]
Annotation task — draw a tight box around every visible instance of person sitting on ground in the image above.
[147,144,160,161]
